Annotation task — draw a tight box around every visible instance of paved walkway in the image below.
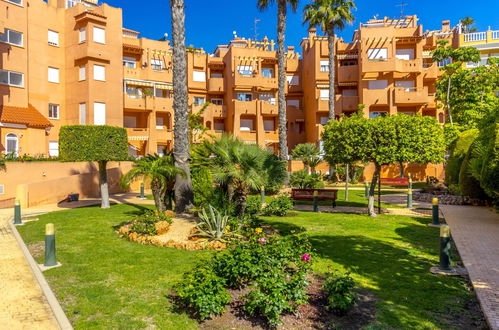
[441,205,499,330]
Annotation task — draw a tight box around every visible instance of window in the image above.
[79,65,86,81]
[237,65,253,76]
[368,80,388,90]
[48,141,59,157]
[193,96,206,106]
[369,111,387,119]
[214,119,225,131]
[79,103,86,124]
[438,58,452,67]
[262,68,274,78]
[259,93,276,105]
[320,60,329,72]
[237,93,252,102]
[79,28,86,43]
[156,116,165,129]
[240,118,254,131]
[154,88,168,98]
[367,48,388,60]
[5,133,18,156]
[93,27,105,44]
[0,29,23,47]
[340,60,357,66]
[342,89,358,96]
[157,145,166,157]
[66,0,77,8]
[48,104,59,119]
[210,98,223,105]
[0,70,24,87]
[0,184,4,195]
[287,99,300,108]
[126,86,141,98]
[150,59,163,71]
[93,65,105,81]
[48,67,60,83]
[48,30,59,46]
[320,116,329,125]
[124,116,137,128]
[263,119,275,131]
[5,0,22,5]
[94,102,106,125]
[395,48,414,60]
[286,75,299,86]
[123,56,136,68]
[193,71,206,82]
[211,72,223,78]
[395,80,415,91]
[319,89,329,100]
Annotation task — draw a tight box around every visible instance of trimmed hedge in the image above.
[459,141,488,199]
[445,129,478,185]
[59,125,128,162]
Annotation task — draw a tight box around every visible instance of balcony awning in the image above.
[317,84,329,89]
[128,136,149,141]
[126,80,154,87]
[337,54,358,59]
[242,140,257,144]
[265,140,279,144]
[155,84,173,90]
[338,82,358,87]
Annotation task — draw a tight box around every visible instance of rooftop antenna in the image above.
[253,18,261,40]
[396,0,408,18]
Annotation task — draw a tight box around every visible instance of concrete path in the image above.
[441,205,499,330]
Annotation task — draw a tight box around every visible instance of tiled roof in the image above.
[0,104,52,128]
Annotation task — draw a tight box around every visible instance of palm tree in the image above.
[460,16,477,33]
[171,0,194,212]
[291,143,320,173]
[120,153,184,212]
[257,0,299,161]
[304,0,356,120]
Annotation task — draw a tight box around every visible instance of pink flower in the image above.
[258,237,266,244]
[301,254,311,262]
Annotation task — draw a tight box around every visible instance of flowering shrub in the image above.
[323,272,358,315]
[129,210,173,236]
[176,266,231,320]
[262,195,293,216]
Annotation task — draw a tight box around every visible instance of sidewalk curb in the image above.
[8,218,73,330]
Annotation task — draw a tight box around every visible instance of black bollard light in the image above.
[313,190,319,212]
[14,199,22,225]
[439,225,451,271]
[432,198,440,225]
[44,223,57,267]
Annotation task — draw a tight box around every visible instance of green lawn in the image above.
[17,204,477,329]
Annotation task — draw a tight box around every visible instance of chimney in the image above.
[287,46,295,52]
[308,28,317,39]
[441,20,450,32]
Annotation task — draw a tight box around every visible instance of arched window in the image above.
[6,133,18,156]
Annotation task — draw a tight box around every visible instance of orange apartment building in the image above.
[1,0,484,160]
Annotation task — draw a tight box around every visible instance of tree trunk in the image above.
[367,163,381,217]
[345,164,349,201]
[277,0,288,161]
[446,76,453,125]
[399,161,405,178]
[151,178,165,212]
[171,0,193,213]
[98,160,110,209]
[328,30,336,121]
[234,186,249,216]
[163,182,175,211]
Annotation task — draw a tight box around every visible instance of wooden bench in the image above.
[380,178,410,187]
[291,188,339,208]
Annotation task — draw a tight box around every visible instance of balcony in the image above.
[124,96,148,110]
[263,130,279,143]
[363,89,390,105]
[395,59,422,73]
[461,30,499,46]
[423,63,438,80]
[341,96,359,111]
[192,104,227,118]
[126,128,149,141]
[260,101,278,115]
[73,41,110,61]
[394,87,430,105]
[233,100,258,115]
[208,77,224,93]
[233,74,277,90]
[338,65,359,82]
[238,130,257,142]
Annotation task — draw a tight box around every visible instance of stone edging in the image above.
[8,219,73,330]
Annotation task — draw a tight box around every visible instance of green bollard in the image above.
[313,190,319,212]
[432,198,440,225]
[408,176,412,189]
[44,223,57,267]
[439,225,451,270]
[260,186,265,204]
[364,182,369,198]
[139,182,145,199]
[14,199,22,225]
[407,187,413,208]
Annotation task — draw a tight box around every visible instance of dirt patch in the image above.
[200,276,377,329]
[27,241,45,259]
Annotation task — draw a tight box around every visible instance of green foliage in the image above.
[191,166,214,207]
[290,170,324,189]
[334,164,364,184]
[459,141,488,199]
[129,210,172,236]
[291,143,321,171]
[59,125,128,162]
[176,266,231,320]
[192,205,235,242]
[262,195,293,216]
[245,195,262,216]
[303,0,356,35]
[323,272,358,314]
[445,129,479,186]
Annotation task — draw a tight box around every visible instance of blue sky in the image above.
[104,0,499,54]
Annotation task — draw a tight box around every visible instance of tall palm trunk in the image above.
[446,76,453,125]
[98,160,110,209]
[277,0,288,161]
[151,178,166,212]
[234,185,249,216]
[327,30,336,121]
[367,163,381,217]
[171,0,193,213]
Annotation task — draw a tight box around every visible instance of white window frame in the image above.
[48,141,59,157]
[79,28,86,43]
[395,80,416,92]
[93,102,106,125]
[48,30,59,47]
[320,60,329,72]
[262,68,274,78]
[237,93,252,102]
[367,48,388,61]
[79,65,86,81]
[48,67,60,83]
[48,103,59,119]
[0,70,24,87]
[319,89,329,100]
[123,56,136,68]
[93,64,105,81]
[237,65,253,76]
[150,59,163,71]
[5,0,23,6]
[259,93,276,105]
[193,70,206,82]
[93,27,105,44]
[193,96,206,106]
[0,29,23,47]
[126,86,142,99]
[5,133,18,156]
[79,103,86,124]
[395,48,415,60]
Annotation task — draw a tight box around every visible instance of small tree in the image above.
[59,125,128,209]
[291,143,321,173]
[323,114,445,216]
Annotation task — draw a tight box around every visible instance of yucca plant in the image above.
[191,205,233,242]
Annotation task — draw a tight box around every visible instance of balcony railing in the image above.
[492,30,499,40]
[463,32,486,42]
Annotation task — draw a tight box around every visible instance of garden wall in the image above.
[0,161,134,208]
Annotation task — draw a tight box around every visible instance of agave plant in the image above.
[191,205,234,242]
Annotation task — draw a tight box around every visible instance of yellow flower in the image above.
[225,225,231,232]
[255,227,263,234]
